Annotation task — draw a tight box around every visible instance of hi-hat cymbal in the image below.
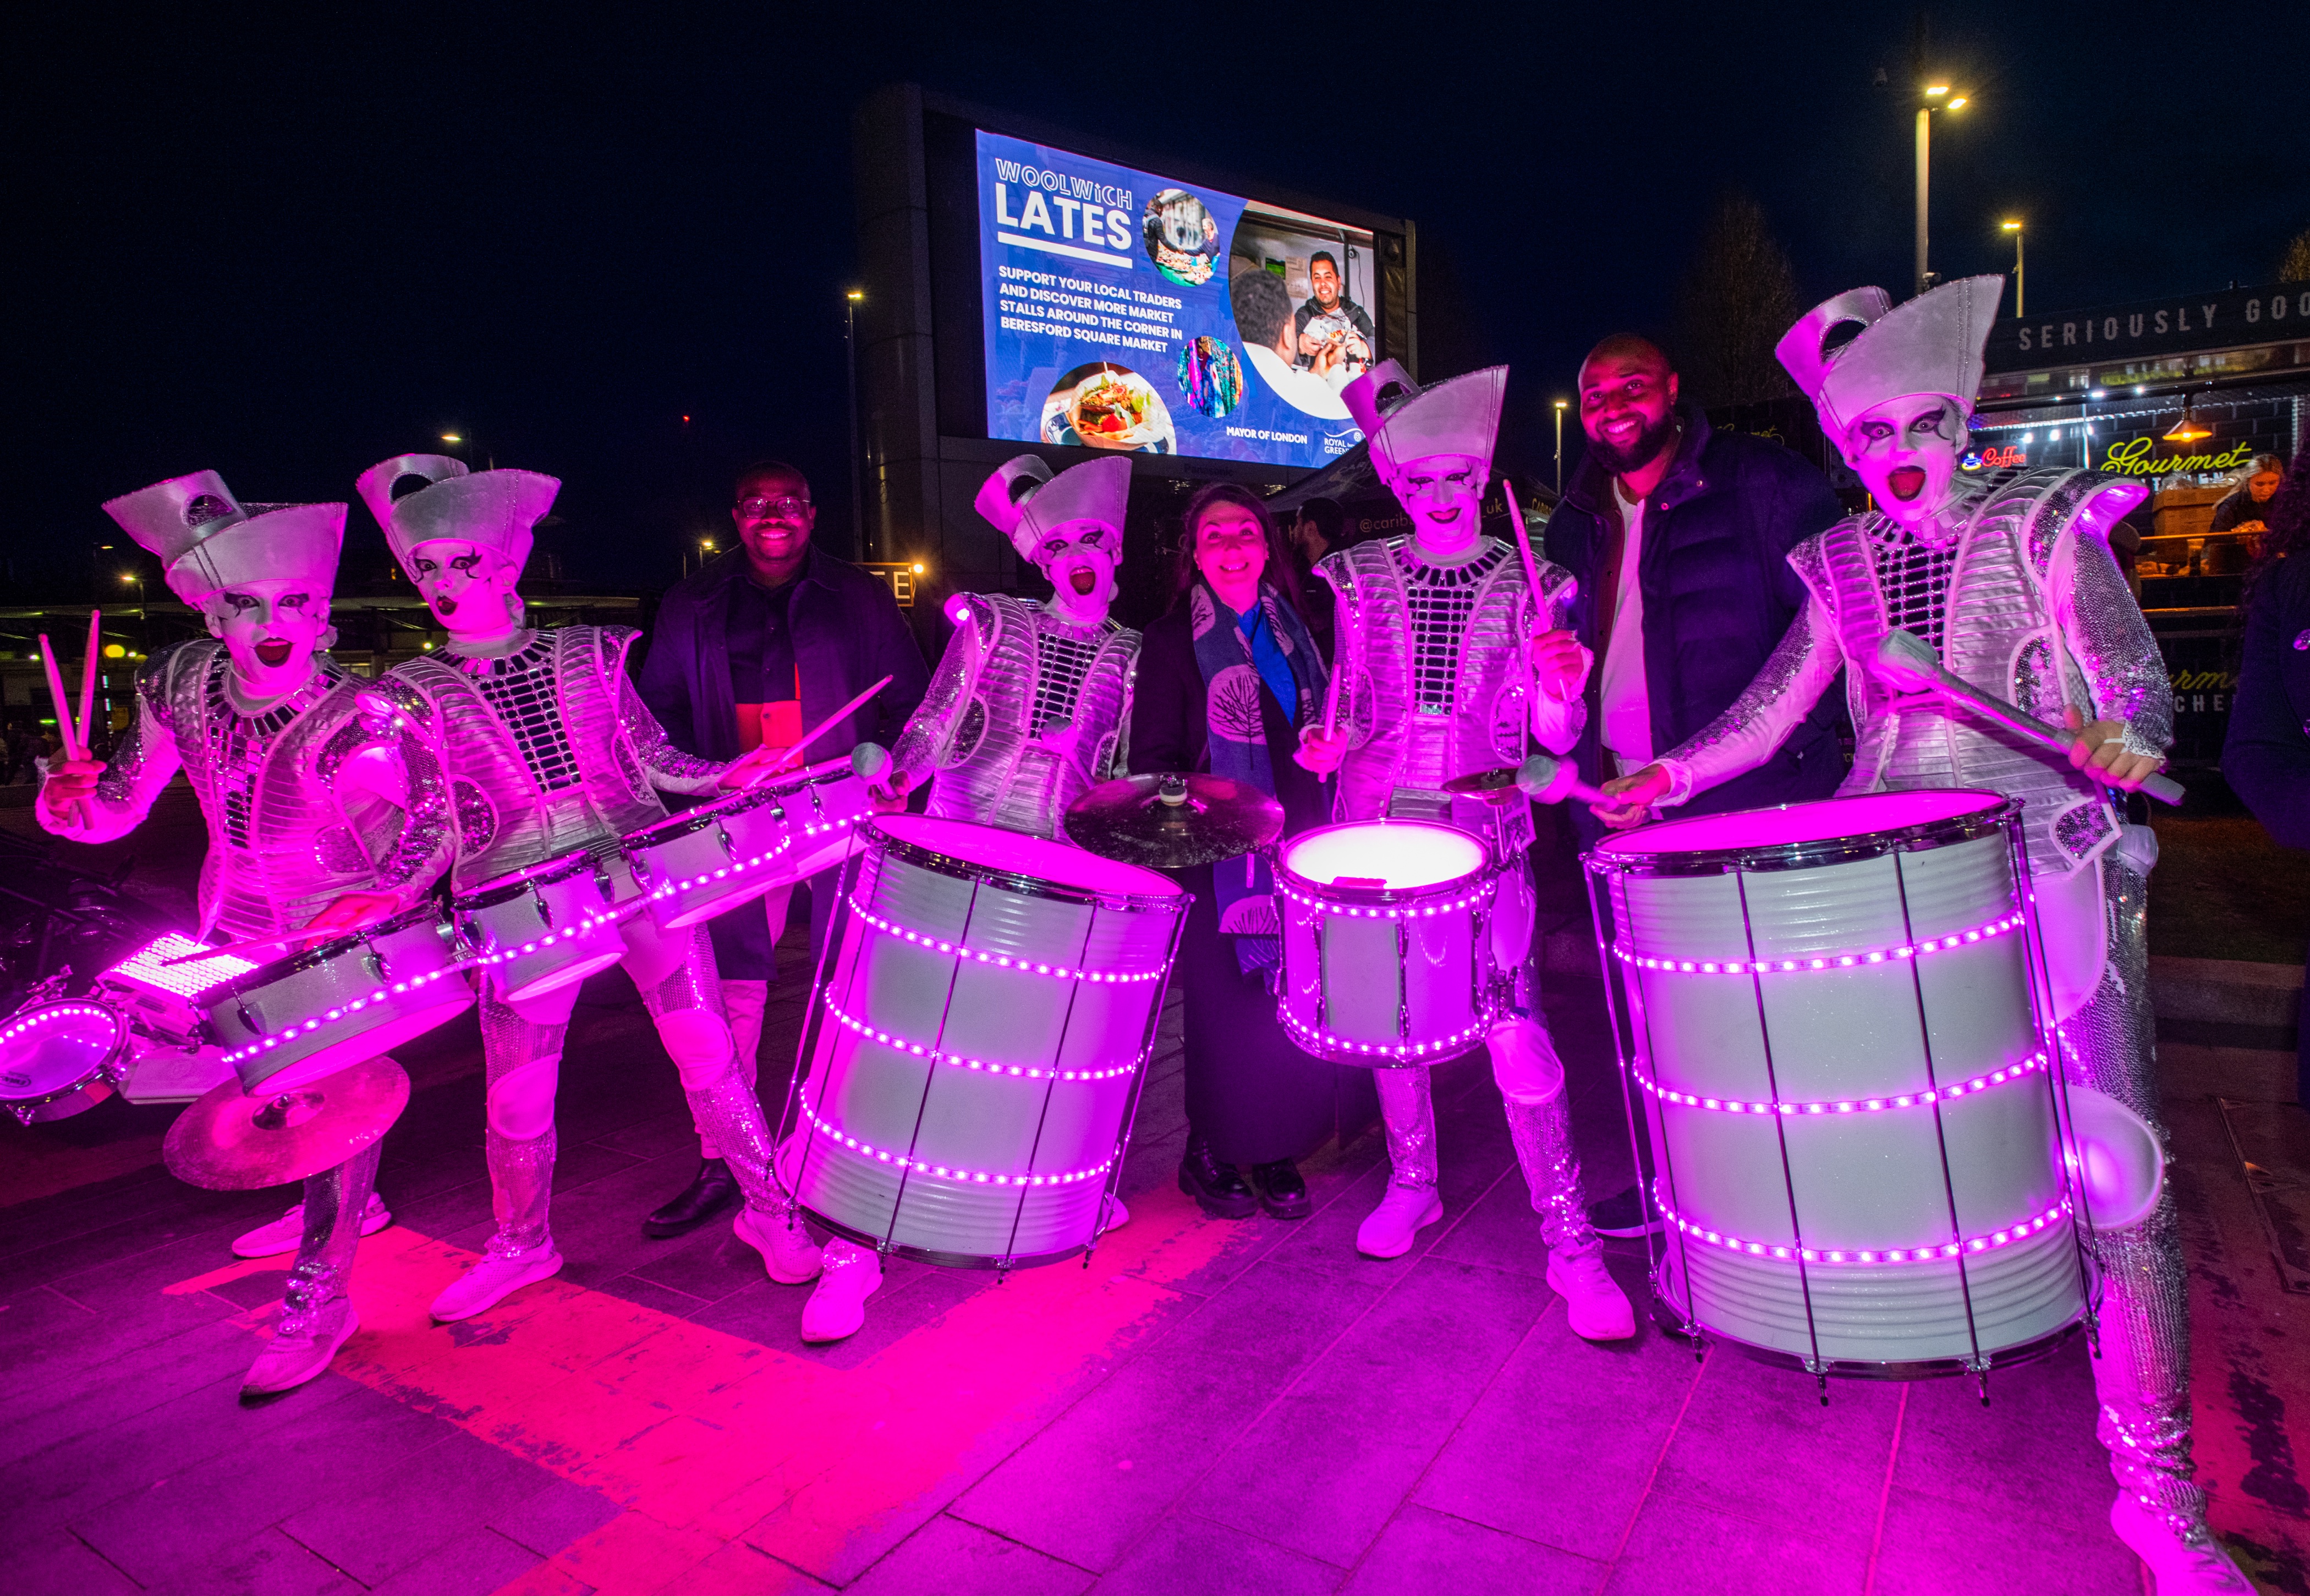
[164,1055,410,1191]
[1065,773,1284,869]
[1442,765,1523,798]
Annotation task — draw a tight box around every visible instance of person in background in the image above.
[1131,483,1363,1220]
[2205,453,2286,573]
[635,460,929,1238]
[2222,449,2309,1103]
[1543,333,1847,1238]
[1287,496,1345,656]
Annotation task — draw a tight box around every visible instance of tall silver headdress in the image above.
[355,452,559,572]
[1775,275,2006,437]
[1344,361,1507,478]
[974,454,1131,561]
[103,471,344,602]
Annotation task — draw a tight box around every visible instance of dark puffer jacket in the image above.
[1544,407,1847,843]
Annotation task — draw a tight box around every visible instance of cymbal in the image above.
[164,1055,410,1191]
[1442,754,1604,807]
[1442,765,1523,799]
[1065,772,1284,869]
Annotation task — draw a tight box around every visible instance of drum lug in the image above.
[362,947,388,986]
[1963,1352,1993,1407]
[1801,1354,1830,1406]
[6,1103,32,1127]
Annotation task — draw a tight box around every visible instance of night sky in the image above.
[16,1,2302,599]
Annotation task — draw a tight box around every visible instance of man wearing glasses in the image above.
[635,459,929,1238]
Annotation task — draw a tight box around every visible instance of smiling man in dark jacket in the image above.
[1545,337,1846,1239]
[634,459,928,1237]
[1545,336,1847,846]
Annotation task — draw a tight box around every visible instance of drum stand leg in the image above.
[1084,903,1190,1270]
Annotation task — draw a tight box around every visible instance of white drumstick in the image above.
[1874,631,2184,806]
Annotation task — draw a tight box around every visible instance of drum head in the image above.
[874,815,1181,901]
[1282,821,1489,892]
[0,1001,127,1115]
[1593,789,2015,875]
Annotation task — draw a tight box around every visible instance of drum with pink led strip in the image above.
[778,815,1187,1268]
[1588,788,2088,1378]
[1273,820,1505,1066]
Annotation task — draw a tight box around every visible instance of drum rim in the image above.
[213,903,455,994]
[1654,1299,2084,1383]
[1273,818,1498,903]
[623,781,788,849]
[800,1205,1104,1271]
[0,999,130,1104]
[452,844,614,911]
[870,819,1186,911]
[1583,791,2023,879]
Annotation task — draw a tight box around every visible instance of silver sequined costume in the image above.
[63,638,454,1338]
[887,593,1139,842]
[1656,467,2205,1546]
[390,625,804,1266]
[1316,534,1600,1257]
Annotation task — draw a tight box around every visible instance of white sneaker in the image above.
[243,1297,359,1395]
[1546,1247,1637,1341]
[2110,1493,2252,1593]
[734,1206,822,1285]
[429,1247,564,1322]
[800,1242,881,1343]
[1356,1184,1444,1259]
[232,1193,392,1259]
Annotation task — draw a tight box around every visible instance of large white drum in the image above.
[780,815,1186,1268]
[1588,789,2088,1376]
[1274,820,1504,1066]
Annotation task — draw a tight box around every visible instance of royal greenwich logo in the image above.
[2097,437,2257,478]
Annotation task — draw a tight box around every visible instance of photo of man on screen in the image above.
[1232,265,1351,419]
[1293,251,1374,380]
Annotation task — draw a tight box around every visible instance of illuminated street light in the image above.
[2001,220,2025,316]
[1914,84,1971,294]
[1552,399,1570,493]
[1925,84,1950,97]
[441,433,463,444]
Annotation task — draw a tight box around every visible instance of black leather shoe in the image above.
[1588,1183,1664,1238]
[1251,1160,1312,1220]
[644,1158,740,1238]
[1178,1138,1259,1219]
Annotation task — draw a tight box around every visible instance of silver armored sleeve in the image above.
[2056,533,2174,762]
[618,672,728,794]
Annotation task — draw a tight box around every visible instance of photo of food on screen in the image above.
[1039,362,1178,453]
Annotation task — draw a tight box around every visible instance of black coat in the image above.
[1545,407,1847,841]
[635,545,929,764]
[2224,553,2310,851]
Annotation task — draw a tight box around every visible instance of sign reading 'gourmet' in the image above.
[1984,282,2310,373]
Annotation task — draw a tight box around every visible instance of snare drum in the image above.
[95,933,258,1104]
[755,763,879,887]
[0,1000,130,1123]
[1274,820,1504,1065]
[205,904,475,1095]
[780,815,1186,1268]
[452,846,633,1001]
[1588,789,2089,1377]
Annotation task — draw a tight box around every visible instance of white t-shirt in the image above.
[1598,489,1651,767]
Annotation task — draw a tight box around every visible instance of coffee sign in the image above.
[1985,283,2310,371]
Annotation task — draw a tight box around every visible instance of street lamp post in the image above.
[1552,399,1568,494]
[1913,84,1968,295]
[845,289,865,563]
[2001,220,2025,317]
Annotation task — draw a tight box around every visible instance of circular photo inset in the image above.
[1176,337,1244,419]
[1143,189,1219,287]
[1040,362,1177,453]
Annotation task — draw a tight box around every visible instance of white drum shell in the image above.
[455,854,630,1001]
[1276,820,1499,1066]
[1605,810,2084,1367]
[786,824,1180,1265]
[627,787,795,931]
[208,911,475,1095]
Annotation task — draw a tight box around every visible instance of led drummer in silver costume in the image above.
[356,454,824,1323]
[879,454,1140,841]
[39,471,456,1395]
[805,453,1142,1342]
[1296,361,1634,1341]
[1599,276,2248,1594]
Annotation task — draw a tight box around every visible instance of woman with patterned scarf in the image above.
[1129,483,1375,1219]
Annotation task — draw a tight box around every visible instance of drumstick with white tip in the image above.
[77,611,103,757]
[1514,753,1611,807]
[1873,630,2185,805]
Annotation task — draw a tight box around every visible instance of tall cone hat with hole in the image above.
[103,471,344,602]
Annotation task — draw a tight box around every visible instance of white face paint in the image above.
[202,579,330,700]
[406,539,524,642]
[1035,520,1119,625]
[1843,397,1965,534]
[1389,453,1489,558]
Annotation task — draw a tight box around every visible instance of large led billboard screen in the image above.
[975,129,1380,471]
